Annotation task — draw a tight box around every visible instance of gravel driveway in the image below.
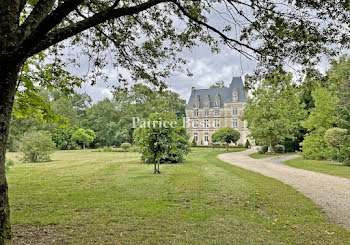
[218,148,350,230]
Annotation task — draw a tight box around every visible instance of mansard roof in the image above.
[187,76,247,109]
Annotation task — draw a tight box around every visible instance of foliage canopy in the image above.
[133,112,190,173]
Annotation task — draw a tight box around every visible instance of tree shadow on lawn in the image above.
[8,224,68,245]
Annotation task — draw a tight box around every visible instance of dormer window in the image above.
[193,95,200,108]
[204,95,210,107]
[232,88,238,102]
[214,94,220,107]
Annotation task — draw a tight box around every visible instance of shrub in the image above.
[339,143,350,166]
[300,130,336,160]
[5,158,14,172]
[325,128,347,151]
[21,132,55,163]
[238,143,244,147]
[274,144,285,154]
[102,146,113,152]
[191,138,197,147]
[337,135,350,166]
[245,140,251,148]
[129,146,140,152]
[121,142,131,152]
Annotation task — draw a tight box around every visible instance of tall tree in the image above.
[332,56,350,165]
[112,84,186,144]
[242,73,306,150]
[300,87,339,160]
[0,0,349,241]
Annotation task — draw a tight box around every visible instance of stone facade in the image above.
[185,76,252,146]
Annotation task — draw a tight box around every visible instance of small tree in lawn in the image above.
[71,128,96,149]
[212,128,240,151]
[121,142,131,152]
[21,131,55,163]
[133,112,189,174]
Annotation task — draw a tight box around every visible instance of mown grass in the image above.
[284,157,350,179]
[6,148,350,244]
[249,152,296,159]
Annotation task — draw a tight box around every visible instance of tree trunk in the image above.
[157,159,160,174]
[0,61,22,243]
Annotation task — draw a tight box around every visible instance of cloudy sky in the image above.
[63,4,261,104]
[72,43,258,103]
[64,3,338,104]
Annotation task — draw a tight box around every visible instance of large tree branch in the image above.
[171,0,260,57]
[17,0,85,57]
[19,0,56,41]
[25,0,167,57]
[0,0,21,55]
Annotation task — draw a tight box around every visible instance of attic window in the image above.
[193,95,200,108]
[232,88,238,102]
[204,95,210,107]
[214,94,220,106]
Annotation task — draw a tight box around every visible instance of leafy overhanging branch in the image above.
[20,0,169,58]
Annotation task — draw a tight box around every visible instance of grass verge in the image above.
[284,157,350,179]
[249,152,296,159]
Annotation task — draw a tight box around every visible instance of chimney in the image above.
[192,87,195,93]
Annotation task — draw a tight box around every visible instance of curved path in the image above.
[218,148,350,230]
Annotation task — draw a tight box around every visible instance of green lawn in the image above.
[6,148,350,244]
[249,152,296,159]
[284,157,350,179]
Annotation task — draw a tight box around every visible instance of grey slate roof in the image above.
[186,76,247,109]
